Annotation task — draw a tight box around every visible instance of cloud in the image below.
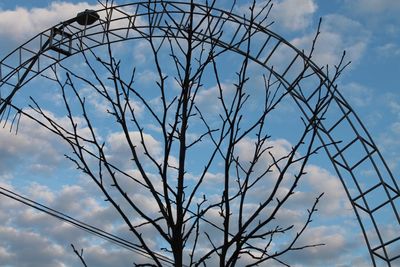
[235,0,317,32]
[105,130,162,169]
[77,85,145,118]
[79,245,140,267]
[0,106,102,178]
[0,225,69,267]
[291,14,369,68]
[278,225,367,266]
[271,0,318,31]
[131,40,151,64]
[0,178,153,267]
[0,2,100,53]
[302,165,351,216]
[0,114,64,176]
[235,137,293,172]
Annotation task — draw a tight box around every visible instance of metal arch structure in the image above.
[0,1,399,265]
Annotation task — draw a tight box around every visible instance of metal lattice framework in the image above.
[0,1,399,265]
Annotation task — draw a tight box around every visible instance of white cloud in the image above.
[79,86,112,115]
[280,225,367,266]
[132,40,153,64]
[0,224,69,267]
[78,85,144,118]
[235,0,317,32]
[0,180,149,267]
[26,183,55,203]
[195,82,237,115]
[272,0,317,31]
[302,165,351,216]
[0,114,64,175]
[0,1,151,58]
[0,2,99,43]
[235,137,292,167]
[0,107,101,178]
[137,69,159,85]
[105,130,162,169]
[291,14,369,68]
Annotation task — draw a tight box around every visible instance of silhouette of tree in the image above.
[23,0,348,266]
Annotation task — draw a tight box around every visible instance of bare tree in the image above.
[8,0,349,266]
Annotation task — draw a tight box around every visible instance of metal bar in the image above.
[390,254,400,262]
[354,201,371,213]
[332,137,359,159]
[228,23,242,46]
[0,37,51,116]
[327,110,352,133]
[49,46,72,56]
[353,183,382,202]
[209,11,224,36]
[263,40,281,65]
[255,35,272,59]
[334,93,400,227]
[372,251,390,263]
[350,149,376,171]
[305,83,326,103]
[384,182,400,196]
[373,236,400,251]
[370,194,400,213]
[281,53,300,78]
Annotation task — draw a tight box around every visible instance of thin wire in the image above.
[0,186,177,266]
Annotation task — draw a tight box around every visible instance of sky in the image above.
[0,0,400,266]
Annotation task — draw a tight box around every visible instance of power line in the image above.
[0,186,177,266]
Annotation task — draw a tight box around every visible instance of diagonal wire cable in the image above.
[0,185,178,266]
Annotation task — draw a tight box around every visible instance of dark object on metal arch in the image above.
[76,9,100,26]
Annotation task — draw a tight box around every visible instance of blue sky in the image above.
[0,0,400,266]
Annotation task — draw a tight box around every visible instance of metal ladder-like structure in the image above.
[0,2,399,265]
